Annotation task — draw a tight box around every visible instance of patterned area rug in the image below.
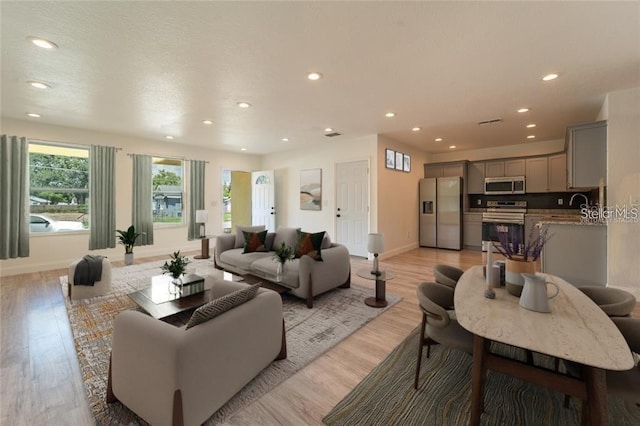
[61,258,400,425]
[323,326,640,426]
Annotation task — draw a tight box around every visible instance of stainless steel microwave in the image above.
[484,176,526,195]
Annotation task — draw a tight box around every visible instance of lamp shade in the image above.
[195,210,208,223]
[367,233,384,254]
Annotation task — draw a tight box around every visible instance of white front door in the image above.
[251,170,275,231]
[335,160,369,257]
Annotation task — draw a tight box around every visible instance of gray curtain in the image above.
[89,145,116,250]
[0,135,30,259]
[188,160,206,240]
[132,154,154,246]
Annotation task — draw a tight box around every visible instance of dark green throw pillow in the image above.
[295,230,325,261]
[243,230,268,253]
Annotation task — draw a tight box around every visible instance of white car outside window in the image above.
[29,214,84,233]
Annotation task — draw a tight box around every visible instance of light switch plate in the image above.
[557,198,563,205]
[477,199,482,205]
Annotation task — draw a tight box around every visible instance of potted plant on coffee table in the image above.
[272,242,294,282]
[161,251,191,292]
[494,223,553,293]
[116,225,142,265]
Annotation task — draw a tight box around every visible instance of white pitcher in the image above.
[519,273,560,313]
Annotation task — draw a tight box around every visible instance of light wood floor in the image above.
[1,248,638,425]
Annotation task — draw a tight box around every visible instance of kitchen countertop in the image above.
[540,219,607,226]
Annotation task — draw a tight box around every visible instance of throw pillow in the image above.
[185,284,260,330]
[234,225,266,248]
[295,230,326,261]
[243,230,268,253]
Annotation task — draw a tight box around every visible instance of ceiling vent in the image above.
[477,118,503,126]
[325,132,342,137]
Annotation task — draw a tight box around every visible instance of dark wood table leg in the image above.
[194,237,210,259]
[365,277,387,308]
[583,366,608,426]
[470,334,489,426]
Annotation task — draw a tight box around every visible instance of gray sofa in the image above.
[214,226,351,308]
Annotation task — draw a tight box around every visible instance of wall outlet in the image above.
[477,199,482,206]
[557,198,563,206]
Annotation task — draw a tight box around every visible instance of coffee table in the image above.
[128,273,209,319]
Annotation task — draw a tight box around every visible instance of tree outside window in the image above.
[152,157,184,223]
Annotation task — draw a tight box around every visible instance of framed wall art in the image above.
[395,151,403,170]
[403,154,411,172]
[300,168,322,210]
[385,149,395,169]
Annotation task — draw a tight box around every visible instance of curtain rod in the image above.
[29,138,122,151]
[126,153,209,163]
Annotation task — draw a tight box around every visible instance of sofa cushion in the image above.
[250,257,300,289]
[243,230,269,253]
[295,230,325,261]
[321,232,332,249]
[235,225,266,248]
[272,227,300,251]
[185,284,260,329]
[220,248,271,271]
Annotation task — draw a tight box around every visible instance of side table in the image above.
[357,269,395,308]
[194,235,212,259]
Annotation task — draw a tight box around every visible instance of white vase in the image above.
[276,262,284,282]
[124,252,134,265]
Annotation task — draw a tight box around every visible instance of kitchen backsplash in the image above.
[468,190,596,210]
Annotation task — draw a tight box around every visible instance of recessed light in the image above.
[26,112,41,118]
[385,112,396,118]
[237,102,251,108]
[202,120,213,125]
[526,124,537,128]
[435,138,443,142]
[324,127,333,132]
[527,135,536,139]
[282,138,289,142]
[542,73,559,81]
[449,145,456,149]
[28,81,51,89]
[307,72,322,81]
[240,148,247,151]
[517,108,530,113]
[412,127,421,132]
[165,135,174,140]
[29,37,58,49]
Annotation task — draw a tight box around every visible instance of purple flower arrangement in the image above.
[493,223,553,262]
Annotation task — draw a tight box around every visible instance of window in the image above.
[152,157,184,223]
[29,142,89,233]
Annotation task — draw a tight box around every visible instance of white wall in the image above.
[0,118,260,276]
[602,87,640,297]
[260,134,377,239]
[429,139,565,163]
[376,135,430,257]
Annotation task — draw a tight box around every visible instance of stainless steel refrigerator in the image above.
[419,177,462,250]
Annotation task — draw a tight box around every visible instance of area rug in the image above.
[323,326,640,426]
[61,258,400,425]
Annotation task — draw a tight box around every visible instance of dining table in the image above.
[455,265,634,425]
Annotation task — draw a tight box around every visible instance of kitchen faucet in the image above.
[569,193,590,208]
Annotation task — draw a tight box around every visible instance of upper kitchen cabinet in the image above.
[467,161,485,194]
[525,157,548,192]
[485,159,525,177]
[548,153,567,192]
[424,161,467,178]
[567,121,606,188]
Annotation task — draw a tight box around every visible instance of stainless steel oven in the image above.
[481,200,526,253]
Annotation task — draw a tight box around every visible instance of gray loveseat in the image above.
[214,226,351,308]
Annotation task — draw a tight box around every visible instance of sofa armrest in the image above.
[214,234,236,266]
[299,243,351,295]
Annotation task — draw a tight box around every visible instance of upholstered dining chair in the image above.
[433,264,464,289]
[578,286,637,317]
[414,281,473,390]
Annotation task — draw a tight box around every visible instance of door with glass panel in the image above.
[251,170,276,231]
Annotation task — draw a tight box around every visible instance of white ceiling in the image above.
[1,1,639,155]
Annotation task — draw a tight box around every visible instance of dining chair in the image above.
[433,264,464,289]
[578,286,636,317]
[414,281,473,390]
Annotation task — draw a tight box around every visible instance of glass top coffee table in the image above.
[128,273,209,319]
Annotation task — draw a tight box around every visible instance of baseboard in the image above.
[379,242,419,260]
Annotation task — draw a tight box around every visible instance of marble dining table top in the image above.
[455,266,634,371]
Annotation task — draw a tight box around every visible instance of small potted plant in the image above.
[116,225,142,265]
[161,251,191,291]
[272,242,294,282]
[494,223,553,290]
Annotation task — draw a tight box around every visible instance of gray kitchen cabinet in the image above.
[424,164,443,178]
[424,162,466,178]
[463,213,482,250]
[505,159,526,176]
[525,157,549,193]
[548,153,567,191]
[467,161,485,194]
[541,223,607,287]
[567,121,606,188]
[524,215,544,244]
[485,161,505,177]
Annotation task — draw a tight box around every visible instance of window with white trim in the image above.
[152,157,184,224]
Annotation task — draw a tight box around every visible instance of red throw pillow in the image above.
[243,230,268,253]
[295,230,325,261]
